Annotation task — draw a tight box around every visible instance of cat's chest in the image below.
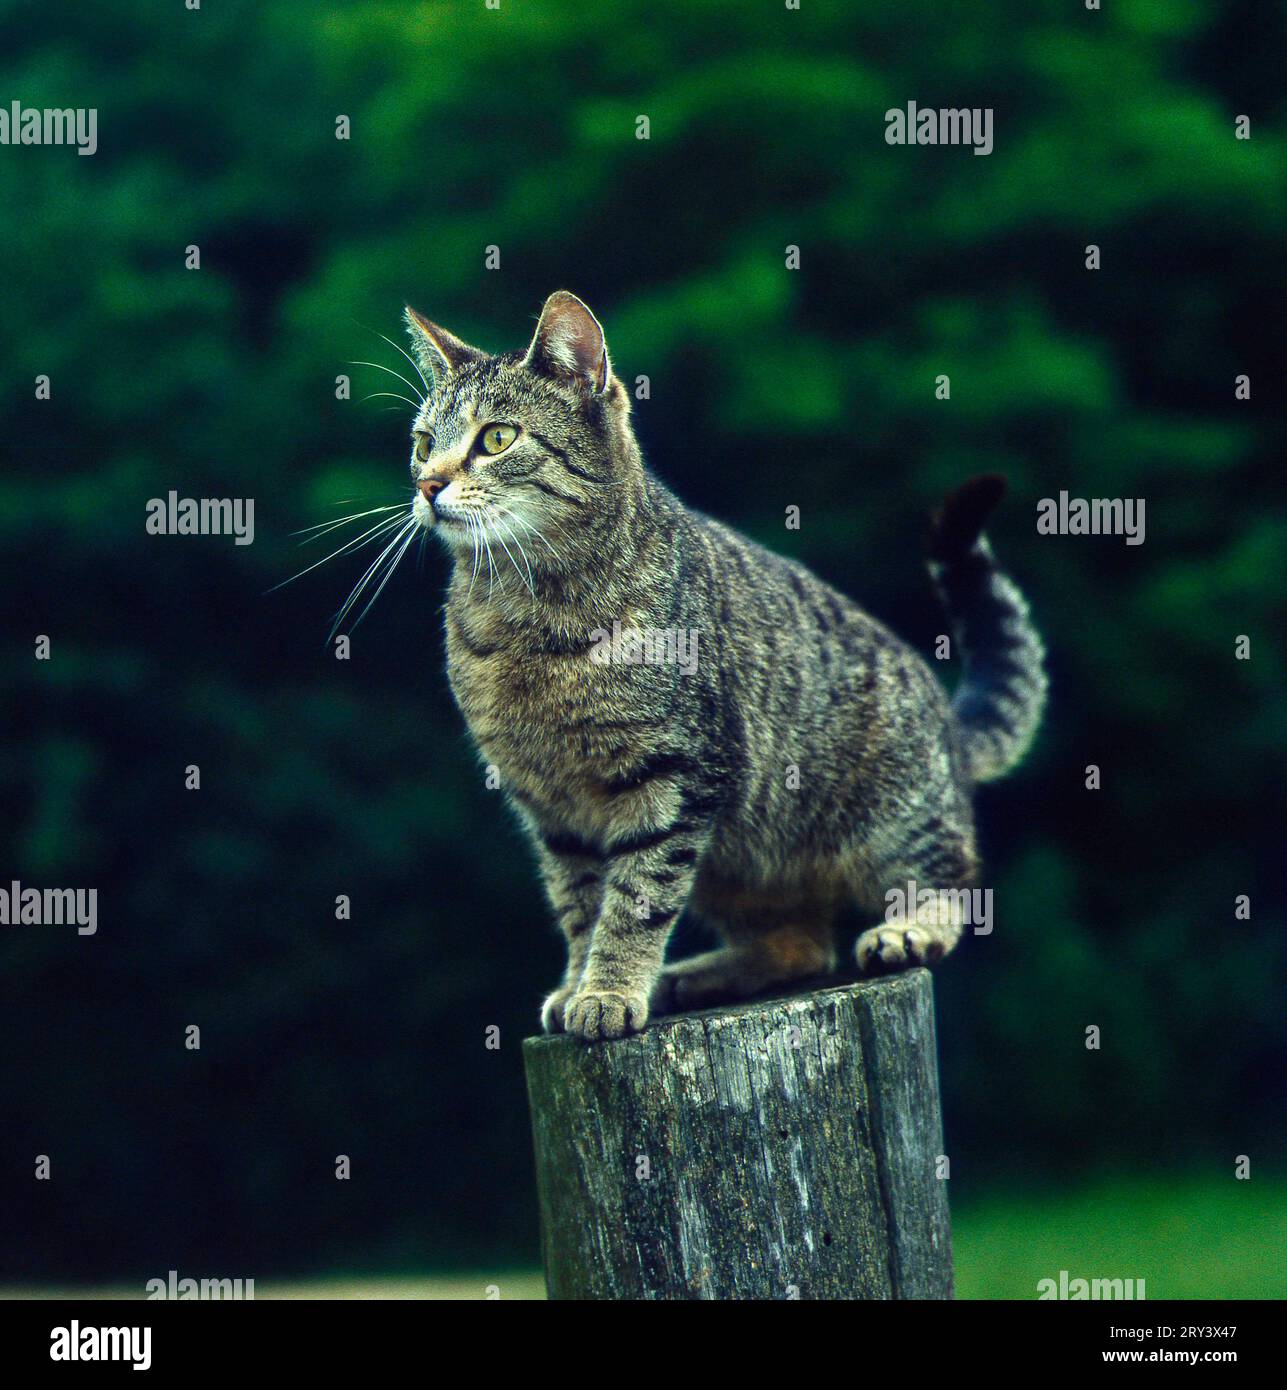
[443,605,663,794]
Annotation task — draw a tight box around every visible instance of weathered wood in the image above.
[522,968,953,1300]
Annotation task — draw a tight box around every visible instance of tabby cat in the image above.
[401,291,1045,1041]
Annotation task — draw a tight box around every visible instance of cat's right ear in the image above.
[524,291,611,392]
[404,307,483,382]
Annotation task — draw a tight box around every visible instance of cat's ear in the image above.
[404,307,483,381]
[524,291,610,392]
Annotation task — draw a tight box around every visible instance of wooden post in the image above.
[522,968,953,1300]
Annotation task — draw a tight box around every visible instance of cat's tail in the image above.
[926,474,1047,784]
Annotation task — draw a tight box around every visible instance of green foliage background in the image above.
[1,0,1283,1286]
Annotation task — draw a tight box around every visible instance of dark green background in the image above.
[1,0,1283,1288]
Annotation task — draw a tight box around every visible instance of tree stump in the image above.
[522,968,953,1299]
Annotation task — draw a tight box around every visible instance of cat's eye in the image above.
[477,423,518,456]
[414,433,433,463]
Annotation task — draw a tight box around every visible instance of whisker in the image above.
[269,512,408,592]
[328,493,415,506]
[503,501,576,550]
[348,523,421,633]
[487,512,534,596]
[492,514,536,593]
[466,514,483,597]
[349,360,426,405]
[479,524,498,600]
[375,332,432,398]
[292,503,406,541]
[362,390,423,411]
[329,518,419,638]
[333,518,416,618]
[492,504,564,565]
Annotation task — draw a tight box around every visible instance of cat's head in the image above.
[402,291,638,572]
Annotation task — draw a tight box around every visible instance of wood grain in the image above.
[522,968,953,1299]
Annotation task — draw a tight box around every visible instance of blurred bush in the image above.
[0,0,1283,1278]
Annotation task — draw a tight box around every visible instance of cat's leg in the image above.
[853,821,979,972]
[532,840,605,1033]
[561,822,711,1042]
[652,918,836,1014]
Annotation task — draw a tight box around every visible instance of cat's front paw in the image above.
[855,925,945,973]
[540,985,579,1034]
[562,988,649,1042]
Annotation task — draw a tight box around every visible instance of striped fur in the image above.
[927,475,1048,783]
[402,293,1046,1040]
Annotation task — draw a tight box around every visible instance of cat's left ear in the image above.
[404,306,483,382]
[524,291,611,393]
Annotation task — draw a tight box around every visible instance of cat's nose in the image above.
[418,478,445,507]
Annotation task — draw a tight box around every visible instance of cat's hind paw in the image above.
[855,925,946,974]
[562,988,649,1042]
